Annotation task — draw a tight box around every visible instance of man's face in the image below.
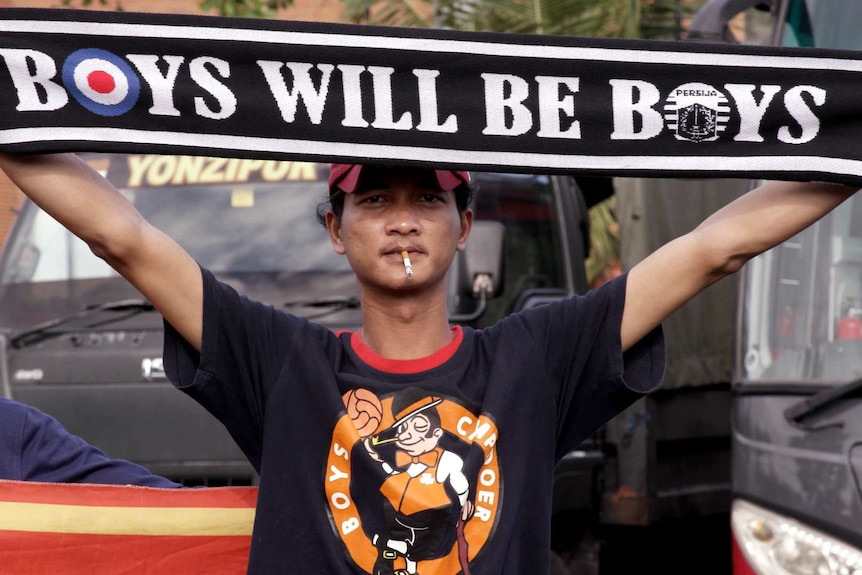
[326,169,472,293]
[395,413,443,456]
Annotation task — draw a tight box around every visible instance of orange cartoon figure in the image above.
[363,389,474,575]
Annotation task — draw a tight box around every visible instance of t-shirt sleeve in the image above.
[504,272,665,458]
[162,266,334,470]
[7,400,179,487]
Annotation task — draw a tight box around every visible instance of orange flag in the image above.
[0,479,257,574]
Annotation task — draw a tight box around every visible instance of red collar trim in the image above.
[350,326,463,374]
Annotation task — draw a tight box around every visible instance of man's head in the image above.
[317,164,473,225]
[321,164,474,292]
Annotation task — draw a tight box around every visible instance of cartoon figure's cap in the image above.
[392,396,443,428]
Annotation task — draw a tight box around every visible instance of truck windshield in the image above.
[0,155,358,330]
[741,200,862,383]
[740,0,862,385]
[0,154,569,330]
[0,156,347,285]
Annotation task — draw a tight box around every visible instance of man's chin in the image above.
[358,271,443,298]
[386,280,426,294]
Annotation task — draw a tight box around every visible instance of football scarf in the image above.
[1,8,861,185]
[0,480,256,574]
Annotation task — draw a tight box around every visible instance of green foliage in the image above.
[437,0,639,37]
[199,0,293,18]
[443,0,704,39]
[584,196,621,288]
[61,0,124,10]
[61,0,295,18]
[339,0,702,40]
[340,0,431,27]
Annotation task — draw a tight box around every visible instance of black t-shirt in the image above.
[163,268,665,574]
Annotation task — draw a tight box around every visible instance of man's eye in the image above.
[420,193,442,203]
[361,195,384,204]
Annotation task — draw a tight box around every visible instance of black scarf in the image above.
[1,8,861,185]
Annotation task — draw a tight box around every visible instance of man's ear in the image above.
[326,211,346,254]
[456,208,473,253]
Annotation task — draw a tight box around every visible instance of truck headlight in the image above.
[732,499,862,575]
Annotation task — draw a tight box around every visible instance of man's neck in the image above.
[358,292,454,360]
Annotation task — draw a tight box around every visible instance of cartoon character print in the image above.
[364,391,474,575]
[326,387,501,575]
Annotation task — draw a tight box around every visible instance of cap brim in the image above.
[330,164,470,194]
[329,164,364,194]
[434,170,471,191]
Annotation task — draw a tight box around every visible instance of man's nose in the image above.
[386,203,420,234]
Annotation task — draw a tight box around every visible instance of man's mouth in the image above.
[382,246,422,257]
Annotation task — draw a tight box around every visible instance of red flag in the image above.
[0,479,257,574]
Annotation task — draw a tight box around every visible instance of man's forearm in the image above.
[696,181,859,272]
[0,153,144,256]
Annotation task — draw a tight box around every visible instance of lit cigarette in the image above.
[401,251,414,278]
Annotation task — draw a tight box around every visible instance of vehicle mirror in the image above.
[10,242,40,282]
[685,0,772,43]
[461,220,505,299]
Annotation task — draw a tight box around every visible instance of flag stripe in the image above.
[0,501,255,535]
[0,479,257,508]
[0,481,256,573]
[0,531,251,575]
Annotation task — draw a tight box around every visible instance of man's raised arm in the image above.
[0,153,203,351]
[621,180,859,352]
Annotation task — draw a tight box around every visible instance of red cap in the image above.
[329,164,471,194]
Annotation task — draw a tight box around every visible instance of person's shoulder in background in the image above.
[0,397,181,488]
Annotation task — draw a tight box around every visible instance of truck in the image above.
[715,1,862,574]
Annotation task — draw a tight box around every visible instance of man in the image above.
[0,397,180,487]
[0,152,856,574]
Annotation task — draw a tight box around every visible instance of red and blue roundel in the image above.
[62,48,141,117]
